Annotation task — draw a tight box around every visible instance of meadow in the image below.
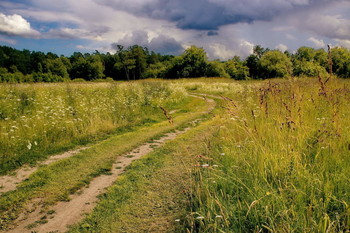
[0,81,188,174]
[185,77,350,232]
[0,78,349,232]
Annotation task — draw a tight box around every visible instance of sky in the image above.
[0,0,349,60]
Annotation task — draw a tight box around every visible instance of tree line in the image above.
[0,44,349,82]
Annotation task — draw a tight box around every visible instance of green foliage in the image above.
[224,56,249,80]
[260,50,292,78]
[70,55,104,80]
[331,47,350,78]
[206,60,229,78]
[0,45,350,82]
[292,47,328,77]
[165,46,209,79]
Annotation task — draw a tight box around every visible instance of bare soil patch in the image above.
[0,147,88,194]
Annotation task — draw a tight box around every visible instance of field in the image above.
[0,78,349,232]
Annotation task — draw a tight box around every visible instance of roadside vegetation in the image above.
[42,77,348,233]
[0,88,210,230]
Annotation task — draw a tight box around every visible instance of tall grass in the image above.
[0,81,188,174]
[187,78,350,232]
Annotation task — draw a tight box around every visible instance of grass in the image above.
[68,114,222,233]
[1,77,349,232]
[185,77,350,232]
[0,92,210,230]
[0,81,188,174]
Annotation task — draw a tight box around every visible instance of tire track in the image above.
[4,94,216,233]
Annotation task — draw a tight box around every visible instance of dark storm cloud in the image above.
[149,35,183,55]
[207,31,219,36]
[111,30,183,55]
[96,0,342,30]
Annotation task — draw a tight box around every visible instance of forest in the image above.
[0,44,349,82]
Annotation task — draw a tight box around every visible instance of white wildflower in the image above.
[27,141,32,150]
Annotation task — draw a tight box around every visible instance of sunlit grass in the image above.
[186,78,350,232]
[0,81,188,174]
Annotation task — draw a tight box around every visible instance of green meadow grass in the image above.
[68,114,222,233]
[0,92,209,230]
[0,81,188,174]
[1,78,349,232]
[185,78,350,232]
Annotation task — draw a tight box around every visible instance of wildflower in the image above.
[196,216,204,220]
[220,153,225,156]
[213,165,219,168]
[27,141,32,150]
[201,164,210,168]
[174,219,180,222]
[215,215,223,218]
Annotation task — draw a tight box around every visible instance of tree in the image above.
[260,50,292,78]
[45,58,69,79]
[245,54,261,79]
[206,60,229,78]
[331,47,350,78]
[181,46,208,77]
[292,47,328,77]
[253,45,269,59]
[224,56,249,80]
[128,45,148,79]
[70,55,104,80]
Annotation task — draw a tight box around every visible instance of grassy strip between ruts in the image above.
[68,113,223,233]
[0,95,212,230]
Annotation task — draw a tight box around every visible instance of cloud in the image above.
[111,30,184,55]
[46,26,110,40]
[206,39,254,60]
[0,13,40,37]
[96,0,340,30]
[276,44,289,51]
[207,31,219,36]
[149,35,184,55]
[286,33,297,40]
[334,39,350,49]
[300,13,350,41]
[308,37,325,48]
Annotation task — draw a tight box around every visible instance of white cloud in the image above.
[276,44,288,51]
[293,12,350,41]
[208,43,236,60]
[0,13,39,37]
[46,27,108,41]
[334,39,350,49]
[308,37,325,48]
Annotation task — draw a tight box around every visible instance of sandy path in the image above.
[0,147,88,194]
[4,94,216,233]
